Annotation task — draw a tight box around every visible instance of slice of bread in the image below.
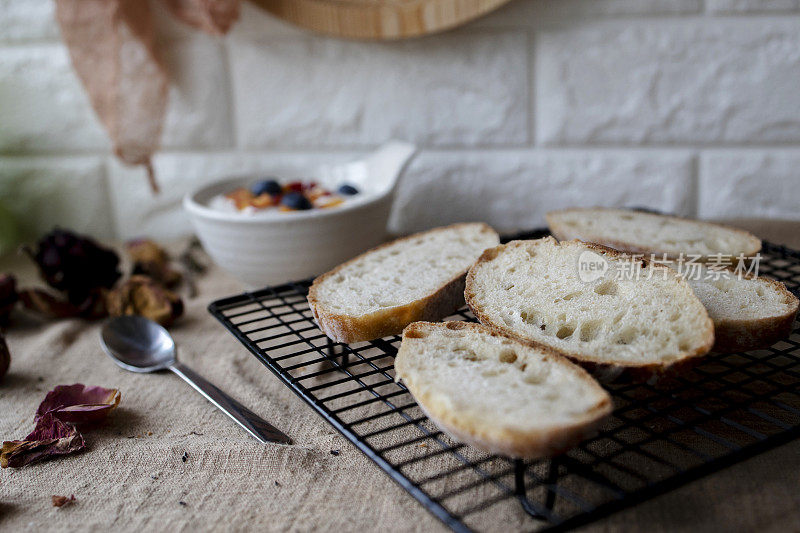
[308,223,500,343]
[683,266,798,353]
[394,321,612,459]
[465,237,715,380]
[546,207,761,260]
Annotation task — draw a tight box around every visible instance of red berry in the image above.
[284,181,304,193]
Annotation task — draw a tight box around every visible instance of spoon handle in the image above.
[169,362,292,445]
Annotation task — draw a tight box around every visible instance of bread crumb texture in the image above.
[466,238,713,366]
[314,223,499,315]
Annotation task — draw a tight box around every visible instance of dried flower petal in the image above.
[0,274,17,324]
[1,414,85,468]
[18,288,82,319]
[25,229,121,305]
[0,335,9,382]
[126,239,182,288]
[177,238,207,299]
[36,384,121,425]
[55,0,168,191]
[160,0,240,35]
[52,494,76,507]
[17,288,108,320]
[106,275,183,327]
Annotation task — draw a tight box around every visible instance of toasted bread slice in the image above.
[546,207,761,260]
[684,265,798,353]
[308,223,500,343]
[394,321,612,459]
[465,237,714,381]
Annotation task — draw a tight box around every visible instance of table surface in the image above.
[1,219,798,532]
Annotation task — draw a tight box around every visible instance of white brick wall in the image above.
[1,0,799,244]
[537,19,800,145]
[227,32,529,148]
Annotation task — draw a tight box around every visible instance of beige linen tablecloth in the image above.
[2,219,799,532]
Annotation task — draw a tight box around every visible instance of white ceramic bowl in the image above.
[183,142,417,288]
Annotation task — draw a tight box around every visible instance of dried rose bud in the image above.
[25,229,121,305]
[0,334,9,382]
[105,275,183,327]
[0,274,17,324]
[126,239,182,288]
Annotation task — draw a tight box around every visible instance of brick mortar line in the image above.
[526,29,536,146]
[219,39,239,151]
[688,154,700,218]
[8,145,799,156]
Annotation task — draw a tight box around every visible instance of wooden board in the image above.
[251,0,513,40]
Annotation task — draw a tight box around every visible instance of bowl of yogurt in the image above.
[183,141,417,287]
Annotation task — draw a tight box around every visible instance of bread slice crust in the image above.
[546,207,762,261]
[702,275,799,353]
[465,238,715,381]
[395,321,613,459]
[308,223,499,343]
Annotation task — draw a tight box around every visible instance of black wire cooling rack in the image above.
[208,231,800,532]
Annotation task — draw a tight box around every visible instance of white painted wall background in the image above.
[1,0,799,243]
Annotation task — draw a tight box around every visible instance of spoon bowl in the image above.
[101,315,176,372]
[100,315,291,444]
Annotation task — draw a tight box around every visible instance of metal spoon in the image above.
[100,315,291,445]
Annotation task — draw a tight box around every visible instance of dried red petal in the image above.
[160,0,240,35]
[52,494,76,507]
[1,414,85,468]
[18,288,83,319]
[36,384,121,425]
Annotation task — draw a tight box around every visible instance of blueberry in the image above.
[281,192,313,210]
[251,179,282,197]
[337,184,359,196]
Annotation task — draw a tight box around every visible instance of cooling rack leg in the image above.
[514,458,557,520]
[327,339,349,367]
[545,457,558,511]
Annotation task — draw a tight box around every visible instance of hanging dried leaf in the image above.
[0,413,85,468]
[55,0,168,192]
[160,0,241,35]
